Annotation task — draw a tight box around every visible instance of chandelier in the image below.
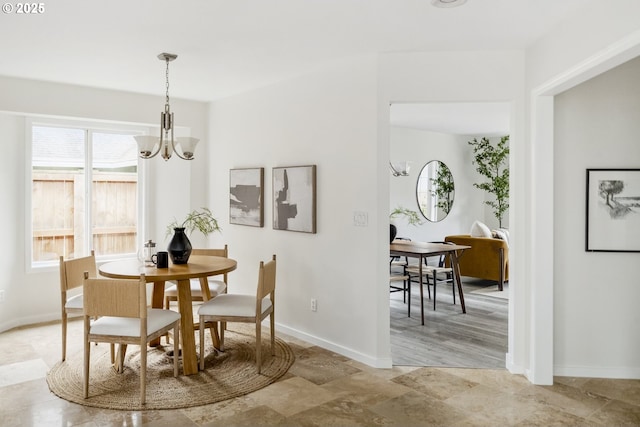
[135,53,199,161]
[389,161,410,177]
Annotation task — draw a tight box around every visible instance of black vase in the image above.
[168,227,192,264]
[390,223,397,243]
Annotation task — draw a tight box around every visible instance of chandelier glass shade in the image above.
[135,53,199,161]
[389,161,410,177]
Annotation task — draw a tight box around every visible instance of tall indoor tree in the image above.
[468,135,510,228]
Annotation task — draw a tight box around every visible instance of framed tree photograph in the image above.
[229,168,264,227]
[586,168,640,252]
[273,165,316,233]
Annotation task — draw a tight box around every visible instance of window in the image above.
[29,120,144,267]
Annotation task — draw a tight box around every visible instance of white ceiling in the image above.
[0,0,588,133]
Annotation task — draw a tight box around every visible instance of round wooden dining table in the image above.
[99,255,237,375]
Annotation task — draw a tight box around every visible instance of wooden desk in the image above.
[390,241,470,325]
[99,255,237,375]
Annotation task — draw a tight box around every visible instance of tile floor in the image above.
[1,319,640,426]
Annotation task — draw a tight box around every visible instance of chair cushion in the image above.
[197,294,272,318]
[89,309,180,337]
[165,278,227,298]
[65,293,83,310]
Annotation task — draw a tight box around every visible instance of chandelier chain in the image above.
[165,57,170,106]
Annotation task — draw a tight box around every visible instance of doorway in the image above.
[389,102,510,368]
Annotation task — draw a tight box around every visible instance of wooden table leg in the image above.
[177,278,199,375]
[450,251,466,313]
[115,344,127,373]
[150,281,165,347]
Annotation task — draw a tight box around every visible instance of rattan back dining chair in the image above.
[59,250,96,362]
[164,246,230,309]
[198,254,276,373]
[82,273,181,405]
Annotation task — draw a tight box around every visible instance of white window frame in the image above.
[25,117,149,272]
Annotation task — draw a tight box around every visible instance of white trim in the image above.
[528,29,640,384]
[505,351,525,375]
[277,323,393,369]
[24,118,34,272]
[555,365,640,380]
[0,311,61,334]
[527,95,554,385]
[535,29,640,97]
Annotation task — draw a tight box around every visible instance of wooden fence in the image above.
[32,171,137,261]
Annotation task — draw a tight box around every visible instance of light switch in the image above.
[353,211,368,227]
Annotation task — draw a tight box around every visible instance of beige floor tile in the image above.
[511,406,593,427]
[343,360,421,381]
[247,376,336,417]
[369,389,469,426]
[1,320,639,427]
[443,383,545,425]
[181,395,258,425]
[287,397,395,426]
[3,396,94,427]
[202,405,287,427]
[287,347,362,385]
[516,381,611,418]
[444,366,530,394]
[0,358,49,387]
[586,399,640,426]
[581,377,640,406]
[321,371,413,405]
[392,367,479,400]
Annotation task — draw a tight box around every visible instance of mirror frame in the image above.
[416,160,455,222]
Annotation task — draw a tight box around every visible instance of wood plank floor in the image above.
[390,277,508,369]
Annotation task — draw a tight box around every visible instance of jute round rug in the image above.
[46,326,295,410]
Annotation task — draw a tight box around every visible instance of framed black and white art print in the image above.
[229,168,264,227]
[586,168,640,252]
[272,165,316,233]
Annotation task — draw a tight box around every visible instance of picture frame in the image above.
[585,168,640,252]
[229,168,264,227]
[272,165,316,233]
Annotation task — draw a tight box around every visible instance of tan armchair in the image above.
[444,235,508,291]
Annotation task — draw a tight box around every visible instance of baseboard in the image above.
[276,323,393,369]
[554,364,640,380]
[0,311,60,334]
[505,351,525,375]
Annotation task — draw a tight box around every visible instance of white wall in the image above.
[0,76,208,331]
[553,57,640,378]
[389,127,484,241]
[525,0,640,382]
[205,56,387,366]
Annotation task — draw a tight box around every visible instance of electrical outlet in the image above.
[310,298,317,312]
[0,290,4,303]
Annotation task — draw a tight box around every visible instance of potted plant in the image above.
[389,206,423,242]
[166,207,221,264]
[468,135,509,228]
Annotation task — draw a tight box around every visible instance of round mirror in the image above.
[416,160,455,222]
